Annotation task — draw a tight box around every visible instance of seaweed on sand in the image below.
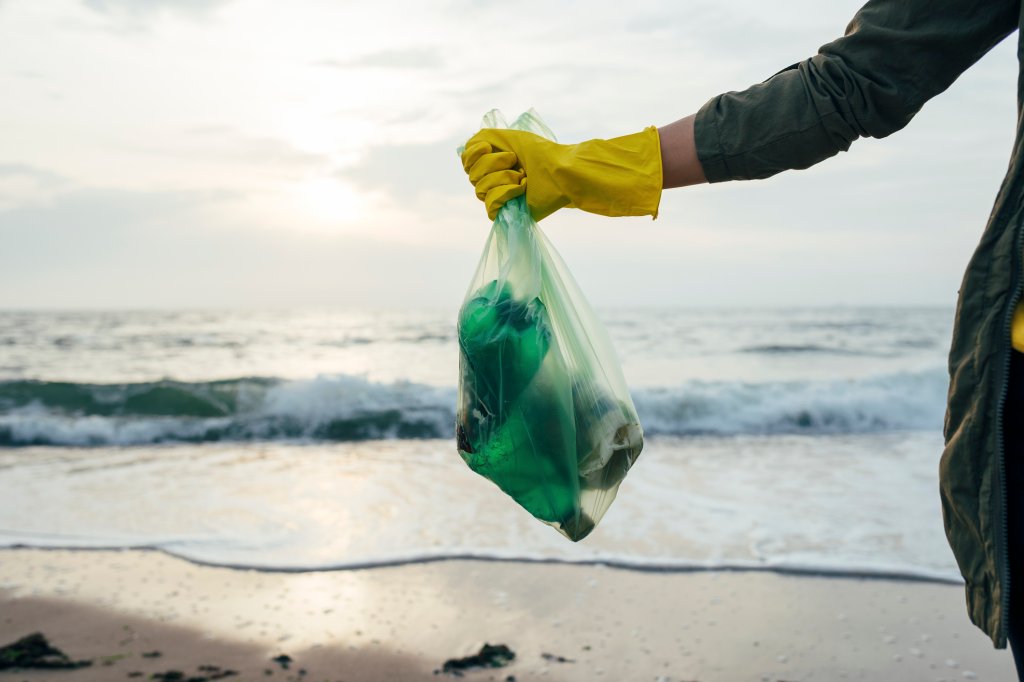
[440,643,515,676]
[0,632,92,670]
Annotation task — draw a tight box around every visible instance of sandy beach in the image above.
[0,549,1015,681]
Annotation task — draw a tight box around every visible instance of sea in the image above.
[0,307,963,582]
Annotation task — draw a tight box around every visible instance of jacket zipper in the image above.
[997,218,1024,647]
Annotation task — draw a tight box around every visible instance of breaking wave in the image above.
[0,368,947,446]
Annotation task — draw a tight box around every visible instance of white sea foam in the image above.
[0,434,958,581]
[636,368,947,435]
[0,367,946,446]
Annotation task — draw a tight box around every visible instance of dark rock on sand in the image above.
[271,653,292,669]
[195,664,238,680]
[150,671,185,680]
[441,643,516,675]
[148,664,238,682]
[0,632,92,670]
[540,652,575,663]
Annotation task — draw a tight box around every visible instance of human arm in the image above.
[692,0,1018,183]
[658,114,705,189]
[461,0,1018,218]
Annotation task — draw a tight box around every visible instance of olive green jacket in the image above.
[693,0,1021,648]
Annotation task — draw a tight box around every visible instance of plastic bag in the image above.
[456,109,643,542]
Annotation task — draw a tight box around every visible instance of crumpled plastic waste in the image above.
[456,109,643,542]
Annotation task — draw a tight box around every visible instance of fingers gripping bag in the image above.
[456,109,643,542]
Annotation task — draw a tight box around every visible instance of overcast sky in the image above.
[0,0,1018,309]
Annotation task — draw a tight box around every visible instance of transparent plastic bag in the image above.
[456,109,643,542]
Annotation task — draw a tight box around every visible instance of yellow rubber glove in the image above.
[460,127,663,222]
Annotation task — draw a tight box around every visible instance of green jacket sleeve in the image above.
[694,0,1019,183]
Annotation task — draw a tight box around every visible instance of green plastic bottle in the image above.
[457,279,581,527]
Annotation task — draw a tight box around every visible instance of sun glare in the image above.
[294,176,364,227]
[277,106,377,161]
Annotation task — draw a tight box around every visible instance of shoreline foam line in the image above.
[0,544,963,586]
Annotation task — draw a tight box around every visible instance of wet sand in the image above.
[0,549,1015,681]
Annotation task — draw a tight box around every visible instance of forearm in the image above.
[658,114,706,188]
[692,0,1016,184]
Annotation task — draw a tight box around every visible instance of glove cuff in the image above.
[566,126,663,220]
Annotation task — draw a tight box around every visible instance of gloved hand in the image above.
[460,127,663,222]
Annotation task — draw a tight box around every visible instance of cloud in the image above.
[339,138,468,199]
[0,186,234,234]
[0,187,240,305]
[0,164,70,210]
[175,126,329,173]
[0,185,477,309]
[80,0,232,16]
[316,48,445,70]
[0,164,66,184]
[76,0,232,33]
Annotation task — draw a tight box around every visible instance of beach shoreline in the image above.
[0,549,1015,681]
[0,543,968,584]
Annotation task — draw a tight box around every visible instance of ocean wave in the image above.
[636,369,946,436]
[0,376,455,446]
[0,369,947,446]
